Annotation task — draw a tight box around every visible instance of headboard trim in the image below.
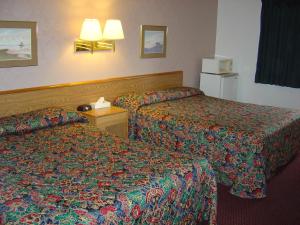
[0,71,182,95]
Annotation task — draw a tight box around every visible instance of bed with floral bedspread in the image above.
[0,107,217,225]
[114,87,300,199]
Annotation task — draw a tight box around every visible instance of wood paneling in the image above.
[0,71,183,117]
[82,107,129,139]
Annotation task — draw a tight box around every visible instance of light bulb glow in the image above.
[103,19,124,40]
[80,19,102,41]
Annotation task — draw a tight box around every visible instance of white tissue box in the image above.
[91,101,111,109]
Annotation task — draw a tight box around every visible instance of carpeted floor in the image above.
[217,153,300,225]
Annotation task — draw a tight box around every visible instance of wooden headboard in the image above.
[0,71,183,117]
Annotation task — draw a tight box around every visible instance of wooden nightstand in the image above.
[82,106,128,139]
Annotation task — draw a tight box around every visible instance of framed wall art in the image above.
[140,25,167,58]
[0,21,37,68]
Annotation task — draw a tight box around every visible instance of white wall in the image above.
[216,0,300,109]
[0,0,218,91]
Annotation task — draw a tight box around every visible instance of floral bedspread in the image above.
[114,87,300,199]
[0,122,217,225]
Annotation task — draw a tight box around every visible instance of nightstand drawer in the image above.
[91,111,127,128]
[83,107,128,139]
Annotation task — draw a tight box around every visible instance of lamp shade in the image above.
[80,19,102,41]
[103,19,124,40]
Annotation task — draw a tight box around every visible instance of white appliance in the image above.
[202,57,233,74]
[200,73,238,101]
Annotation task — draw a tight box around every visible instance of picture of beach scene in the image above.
[144,30,164,54]
[0,28,32,61]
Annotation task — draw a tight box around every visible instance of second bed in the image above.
[114,87,300,199]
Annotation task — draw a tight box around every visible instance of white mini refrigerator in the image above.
[200,73,238,101]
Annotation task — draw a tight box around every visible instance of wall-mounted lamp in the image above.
[74,19,124,53]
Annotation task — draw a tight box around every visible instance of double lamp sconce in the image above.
[74,19,124,53]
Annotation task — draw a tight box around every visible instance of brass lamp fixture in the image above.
[74,19,124,53]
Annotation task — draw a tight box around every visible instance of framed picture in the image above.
[140,25,167,58]
[0,21,37,68]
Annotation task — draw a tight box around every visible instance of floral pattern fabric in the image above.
[114,87,203,138]
[0,122,217,225]
[114,88,300,199]
[0,107,86,137]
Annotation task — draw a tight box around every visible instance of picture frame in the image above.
[140,25,167,58]
[0,21,37,68]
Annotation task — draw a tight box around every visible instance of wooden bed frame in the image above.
[0,71,183,117]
